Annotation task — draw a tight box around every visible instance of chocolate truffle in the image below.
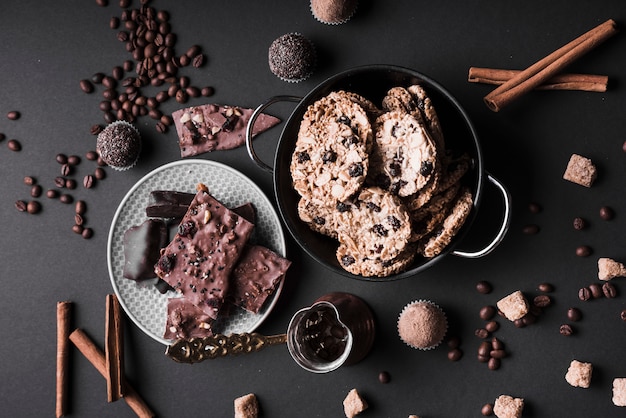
[397,300,447,350]
[311,0,358,25]
[268,33,316,83]
[96,121,141,170]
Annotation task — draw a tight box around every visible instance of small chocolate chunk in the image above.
[123,219,169,281]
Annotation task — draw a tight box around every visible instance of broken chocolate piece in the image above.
[146,190,195,219]
[172,104,281,158]
[232,202,257,225]
[163,298,213,340]
[123,219,169,281]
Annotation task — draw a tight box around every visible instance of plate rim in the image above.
[107,159,287,345]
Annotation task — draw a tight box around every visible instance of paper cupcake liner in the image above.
[98,120,141,171]
[397,299,448,351]
[310,0,357,25]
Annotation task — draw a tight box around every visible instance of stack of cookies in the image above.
[290,86,473,277]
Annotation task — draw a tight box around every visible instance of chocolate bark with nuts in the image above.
[154,184,254,319]
[172,104,280,157]
[163,297,213,340]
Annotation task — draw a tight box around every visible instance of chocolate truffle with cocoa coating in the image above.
[96,121,141,170]
[311,0,358,24]
[268,33,316,83]
[397,300,447,350]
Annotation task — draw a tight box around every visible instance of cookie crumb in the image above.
[496,290,529,321]
[565,360,593,388]
[598,257,626,281]
[563,153,597,187]
[612,378,626,406]
[343,388,368,418]
[234,393,259,418]
[493,394,524,418]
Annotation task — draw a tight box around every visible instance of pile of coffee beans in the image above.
[83,0,215,134]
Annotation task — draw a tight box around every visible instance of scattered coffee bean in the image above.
[15,200,27,212]
[476,280,492,294]
[7,139,21,151]
[72,224,84,235]
[447,336,461,349]
[90,124,103,135]
[589,283,603,299]
[485,321,499,333]
[68,155,81,165]
[80,79,94,93]
[537,282,554,293]
[578,287,591,301]
[481,403,494,416]
[81,227,93,239]
[491,337,504,350]
[478,341,491,357]
[378,371,391,384]
[575,245,592,257]
[7,110,20,120]
[201,86,215,97]
[479,305,496,320]
[475,328,489,339]
[521,313,537,326]
[528,202,542,213]
[83,174,95,189]
[85,150,99,160]
[490,349,507,359]
[56,153,68,164]
[487,357,500,370]
[75,200,86,215]
[600,206,615,220]
[567,307,582,322]
[533,295,552,308]
[27,201,41,214]
[23,176,36,186]
[621,309,626,322]
[65,179,77,190]
[46,189,59,199]
[447,348,463,362]
[96,0,108,6]
[59,194,74,204]
[559,324,574,336]
[94,167,106,180]
[30,185,42,198]
[61,163,72,177]
[602,282,617,298]
[522,224,540,235]
[573,217,587,230]
[74,214,84,226]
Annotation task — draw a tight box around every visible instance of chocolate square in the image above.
[163,298,213,340]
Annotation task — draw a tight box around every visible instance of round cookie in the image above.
[335,186,412,262]
[290,93,372,203]
[409,182,461,242]
[96,120,141,171]
[397,300,447,350]
[368,110,438,197]
[407,84,445,151]
[336,242,416,277]
[297,197,341,239]
[418,187,473,258]
[268,33,316,82]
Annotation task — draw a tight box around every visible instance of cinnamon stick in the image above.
[469,67,608,92]
[69,328,155,418]
[484,19,618,111]
[105,294,124,402]
[56,301,72,418]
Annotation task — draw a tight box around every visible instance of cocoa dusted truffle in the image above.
[96,120,141,170]
[310,0,358,25]
[268,33,316,83]
[397,300,447,350]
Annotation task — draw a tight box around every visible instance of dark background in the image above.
[1,1,626,417]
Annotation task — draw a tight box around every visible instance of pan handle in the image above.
[246,95,302,173]
[451,173,511,259]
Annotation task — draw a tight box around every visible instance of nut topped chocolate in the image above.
[154,183,255,319]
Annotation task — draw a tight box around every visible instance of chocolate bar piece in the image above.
[123,219,169,281]
[146,190,195,219]
[154,184,255,319]
[230,245,291,314]
[163,298,213,340]
[172,104,281,158]
[232,202,256,225]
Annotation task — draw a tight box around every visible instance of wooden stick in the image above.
[484,19,618,111]
[69,328,155,418]
[56,301,73,418]
[468,67,608,92]
[105,294,124,402]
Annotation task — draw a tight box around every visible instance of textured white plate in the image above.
[107,159,287,345]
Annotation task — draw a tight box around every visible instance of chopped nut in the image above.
[203,210,212,224]
[211,126,221,135]
[179,112,191,123]
[192,113,204,124]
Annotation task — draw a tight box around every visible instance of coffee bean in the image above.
[447,336,461,349]
[7,110,20,120]
[83,174,95,189]
[475,328,489,339]
[94,167,106,180]
[481,403,494,416]
[485,321,499,333]
[68,155,81,165]
[72,224,84,235]
[528,202,542,213]
[192,54,205,68]
[90,124,103,135]
[31,184,42,198]
[81,227,93,239]
[447,348,463,362]
[27,200,41,214]
[538,282,554,293]
[522,224,539,235]
[74,214,84,226]
[201,86,215,97]
[378,371,391,384]
[533,295,552,308]
[600,206,614,220]
[65,179,77,190]
[479,305,496,320]
[186,86,201,98]
[61,163,72,177]
[91,72,105,84]
[567,307,582,322]
[490,349,507,359]
[578,287,591,301]
[75,200,86,215]
[175,89,188,104]
[589,283,603,299]
[487,357,501,370]
[522,313,537,326]
[155,121,167,133]
[15,200,27,212]
[109,16,120,29]
[60,194,73,204]
[559,324,574,336]
[23,176,36,186]
[478,341,492,357]
[476,280,492,294]
[7,139,21,151]
[46,189,59,199]
[575,245,592,257]
[96,0,108,6]
[79,79,94,93]
[491,337,504,350]
[621,309,626,322]
[573,217,587,230]
[602,282,617,298]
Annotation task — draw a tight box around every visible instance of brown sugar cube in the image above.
[598,257,626,281]
[234,393,259,418]
[565,360,593,388]
[563,153,597,187]
[496,290,529,321]
[493,394,524,418]
[343,388,368,418]
[613,378,626,407]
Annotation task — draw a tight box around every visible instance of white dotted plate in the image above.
[107,159,287,345]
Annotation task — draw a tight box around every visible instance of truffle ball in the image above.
[397,300,447,350]
[96,121,141,171]
[311,0,358,25]
[268,33,316,83]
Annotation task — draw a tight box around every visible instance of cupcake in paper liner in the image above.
[268,33,316,83]
[397,299,448,350]
[310,0,358,25]
[96,120,141,171]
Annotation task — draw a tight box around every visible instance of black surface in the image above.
[1,1,626,417]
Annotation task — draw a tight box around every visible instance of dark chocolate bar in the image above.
[123,219,169,281]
